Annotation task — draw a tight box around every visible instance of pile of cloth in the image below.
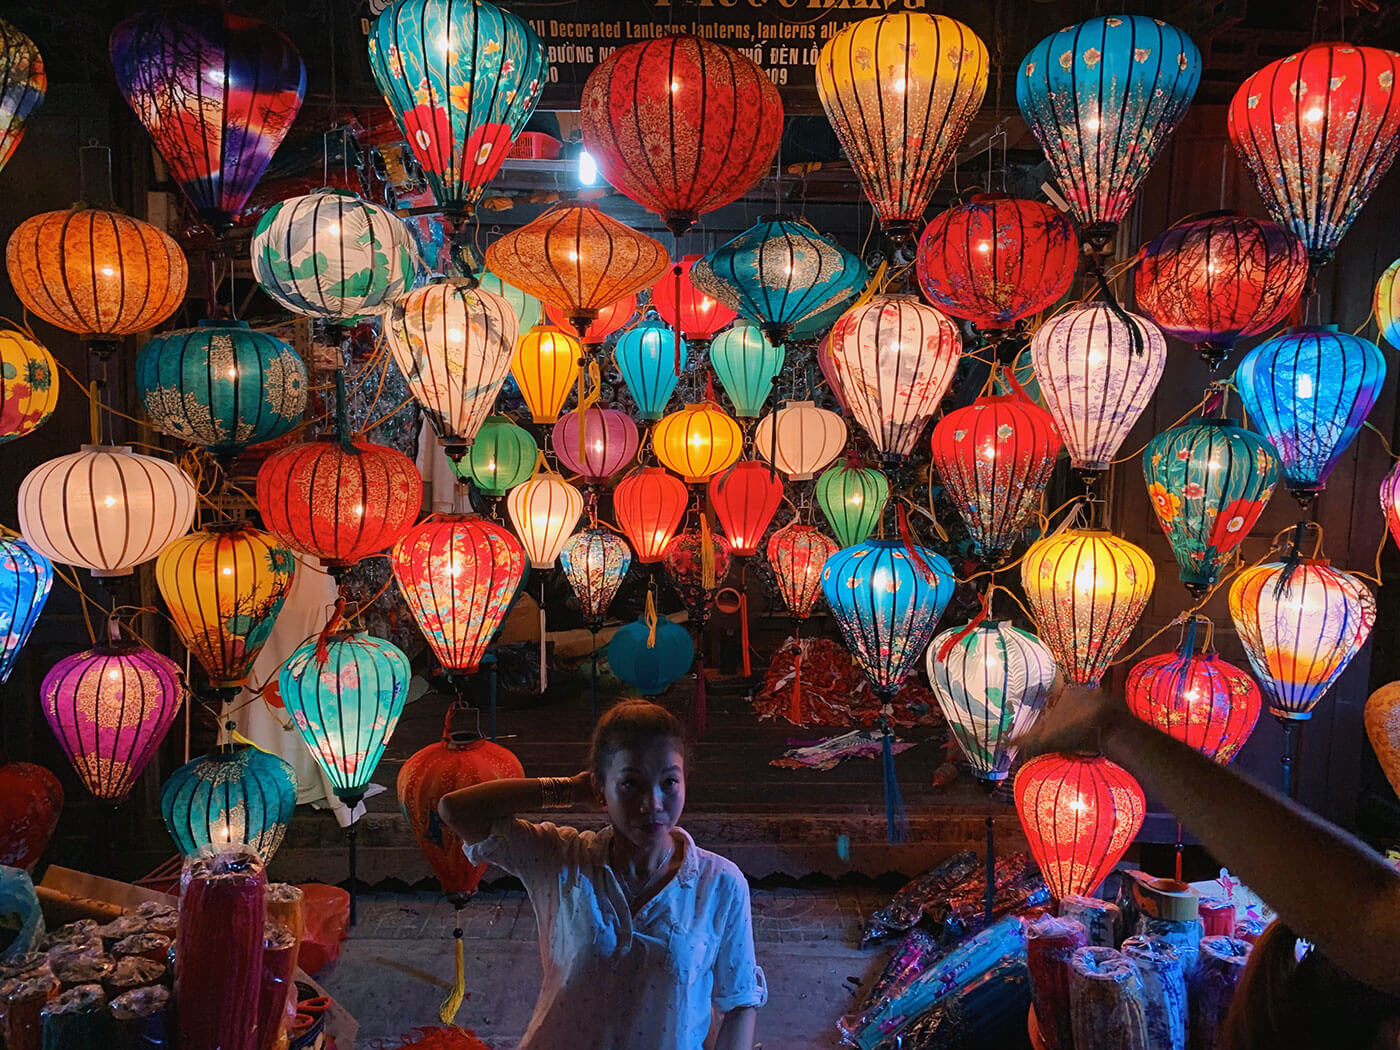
[754,637,940,728]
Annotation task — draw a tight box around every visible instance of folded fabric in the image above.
[1027,915,1088,1050]
[1189,936,1251,1050]
[1122,934,1187,1050]
[771,729,915,772]
[1061,894,1121,948]
[1069,946,1149,1050]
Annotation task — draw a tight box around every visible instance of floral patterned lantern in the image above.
[0,536,52,684]
[1382,461,1400,553]
[816,14,988,245]
[709,323,784,419]
[1017,16,1201,248]
[368,0,545,220]
[553,408,639,484]
[451,415,536,496]
[0,18,45,176]
[560,528,632,629]
[1376,259,1400,351]
[652,255,737,342]
[477,269,541,331]
[614,321,685,420]
[512,325,581,425]
[662,527,732,628]
[161,744,298,861]
[110,6,305,230]
[653,402,743,484]
[767,522,838,620]
[614,467,688,563]
[545,294,635,345]
[1021,529,1155,685]
[608,616,694,696]
[0,325,57,442]
[0,760,61,870]
[815,461,889,548]
[709,462,783,557]
[506,469,584,569]
[754,401,848,481]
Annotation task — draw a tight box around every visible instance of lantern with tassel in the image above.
[477,269,541,331]
[451,415,537,497]
[507,468,584,569]
[561,529,632,628]
[608,613,695,696]
[663,527,731,625]
[0,759,61,870]
[614,467,688,563]
[768,523,838,620]
[512,326,582,425]
[161,744,298,861]
[545,295,635,346]
[0,326,57,443]
[614,321,685,421]
[0,17,45,176]
[815,461,889,547]
[0,536,52,684]
[709,323,784,419]
[754,401,848,481]
[553,408,639,484]
[653,402,743,484]
[709,462,783,557]
[652,255,737,342]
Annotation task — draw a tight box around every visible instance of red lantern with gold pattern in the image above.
[709,461,783,558]
[0,759,63,870]
[766,522,838,621]
[652,255,738,343]
[613,467,688,564]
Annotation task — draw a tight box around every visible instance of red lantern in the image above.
[708,461,784,557]
[929,393,1062,563]
[662,526,732,628]
[256,437,422,573]
[614,467,689,564]
[1014,751,1145,900]
[581,35,784,236]
[0,760,62,869]
[545,294,636,345]
[652,255,738,342]
[766,522,838,620]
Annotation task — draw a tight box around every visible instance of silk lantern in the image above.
[662,527,732,628]
[790,287,863,344]
[560,528,632,628]
[1021,529,1155,684]
[19,445,196,576]
[581,35,783,236]
[161,744,298,861]
[0,536,52,684]
[0,760,62,870]
[609,615,694,696]
[0,18,45,176]
[477,269,541,332]
[1030,303,1167,476]
[1018,16,1201,247]
[1233,325,1386,504]
[927,621,1056,781]
[1384,461,1400,553]
[816,14,988,244]
[614,321,684,420]
[1365,682,1400,802]
[280,629,411,802]
[1014,752,1146,900]
[709,323,784,419]
[553,407,638,484]
[1377,259,1400,351]
[0,326,57,442]
[815,461,889,547]
[767,522,838,620]
[1229,43,1400,269]
[512,326,581,424]
[110,6,305,229]
[930,394,1063,563]
[653,402,743,483]
[506,469,584,568]
[545,294,635,345]
[709,462,783,557]
[754,401,847,481]
[451,415,536,496]
[614,467,688,563]
[653,255,737,342]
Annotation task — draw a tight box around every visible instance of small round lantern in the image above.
[653,403,743,483]
[161,744,298,861]
[815,462,889,548]
[754,401,848,481]
[709,462,783,557]
[614,467,688,563]
[545,295,635,345]
[553,408,639,484]
[0,17,45,177]
[0,326,58,442]
[608,615,695,696]
[512,326,582,424]
[614,321,685,420]
[0,536,53,684]
[0,760,62,870]
[652,255,737,341]
[506,470,584,569]
[767,523,838,620]
[709,323,784,419]
[451,416,536,496]
[560,529,633,628]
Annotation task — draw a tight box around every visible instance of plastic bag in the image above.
[296,885,350,975]
[0,866,43,963]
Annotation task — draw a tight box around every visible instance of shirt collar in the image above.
[593,825,700,889]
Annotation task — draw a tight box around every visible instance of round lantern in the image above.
[1014,752,1146,900]
[368,0,545,219]
[0,536,52,684]
[709,323,784,419]
[927,621,1056,781]
[1030,303,1167,475]
[1382,460,1400,553]
[930,394,1063,563]
[279,629,411,802]
[477,269,541,332]
[0,760,62,870]
[826,295,963,459]
[0,17,45,176]
[110,6,305,229]
[816,14,988,244]
[652,255,737,342]
[1017,16,1201,246]
[19,445,196,576]
[815,461,889,548]
[256,437,422,572]
[754,401,848,481]
[1142,417,1280,593]
[155,525,297,691]
[41,624,185,801]
[915,195,1078,332]
[136,321,308,454]
[512,326,582,424]
[614,321,685,420]
[384,278,518,456]
[608,616,694,696]
[1233,325,1386,503]
[653,403,743,483]
[1021,529,1155,685]
[709,462,783,557]
[662,527,733,627]
[767,522,838,620]
[0,326,57,442]
[1228,559,1375,720]
[6,207,187,348]
[545,294,635,345]
[161,744,298,861]
[1134,212,1308,368]
[560,528,633,628]
[390,515,526,674]
[1377,259,1400,351]
[506,470,584,569]
[250,191,416,321]
[1229,43,1400,268]
[451,415,536,496]
[553,408,638,484]
[614,467,688,564]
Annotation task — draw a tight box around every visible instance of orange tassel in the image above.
[739,591,751,677]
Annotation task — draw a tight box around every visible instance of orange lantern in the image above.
[512,325,582,424]
[652,402,742,483]
[614,467,688,563]
[709,461,783,557]
[545,294,635,345]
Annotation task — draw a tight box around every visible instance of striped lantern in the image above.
[0,17,45,176]
[652,255,737,341]
[506,470,584,569]
[451,415,536,496]
[512,326,582,425]
[766,522,838,620]
[614,321,685,420]
[708,323,784,419]
[709,461,784,557]
[0,536,53,684]
[0,325,58,442]
[613,467,688,564]
[815,461,889,548]
[754,401,848,481]
[653,403,743,484]
[477,269,542,332]
[1376,259,1400,351]
[552,408,639,484]
[161,744,298,862]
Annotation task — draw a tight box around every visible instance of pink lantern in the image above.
[817,331,849,413]
[552,407,639,483]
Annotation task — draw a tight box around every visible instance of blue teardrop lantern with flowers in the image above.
[0,535,52,684]
[160,743,298,862]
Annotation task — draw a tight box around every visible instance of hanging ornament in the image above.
[451,415,536,496]
[1017,16,1201,248]
[1229,43,1400,271]
[0,535,52,684]
[0,760,62,870]
[161,744,298,861]
[652,255,737,342]
[614,467,688,563]
[1383,461,1400,554]
[477,269,542,332]
[560,528,632,628]
[110,6,305,230]
[0,325,57,443]
[608,615,694,696]
[915,195,1078,335]
[0,18,45,176]
[767,523,838,619]
[1021,530,1155,684]
[506,467,584,569]
[1377,259,1400,351]
[709,462,784,557]
[754,401,848,481]
[1233,326,1386,505]
[815,461,889,548]
[653,402,743,483]
[511,326,582,425]
[662,527,732,628]
[545,295,636,345]
[553,408,639,484]
[1133,212,1308,369]
[816,14,988,245]
[1365,682,1400,802]
[614,321,685,420]
[368,0,545,220]
[709,323,784,419]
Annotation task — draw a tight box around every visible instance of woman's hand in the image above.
[1013,681,1129,759]
[570,771,598,807]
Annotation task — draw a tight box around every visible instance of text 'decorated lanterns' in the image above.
[0,536,52,684]
[161,744,298,862]
[754,401,848,481]
[0,326,57,442]
[453,415,536,496]
[512,326,582,425]
[709,462,784,557]
[0,17,45,176]
[767,523,838,620]
[653,402,742,484]
[652,255,737,342]
[709,323,784,419]
[613,467,688,563]
[506,469,584,569]
[560,528,632,629]
[815,461,889,548]
[553,407,639,484]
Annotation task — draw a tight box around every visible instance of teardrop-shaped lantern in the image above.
[608,616,694,696]
[506,470,584,568]
[545,295,636,346]
[709,462,784,557]
[767,523,838,620]
[1229,43,1400,269]
[1017,16,1201,247]
[614,321,685,421]
[560,528,632,628]
[709,324,784,419]
[614,467,689,564]
[816,14,988,244]
[662,528,732,627]
[582,35,783,236]
[1030,303,1167,476]
[1377,259,1400,351]
[0,536,52,684]
[754,401,848,481]
[478,269,542,332]
[451,415,537,496]
[1233,325,1387,504]
[390,515,527,674]
[653,403,743,484]
[927,621,1056,781]
[0,18,45,176]
[368,0,546,220]
[161,744,298,862]
[1383,460,1400,554]
[1021,530,1155,684]
[553,408,639,484]
[512,326,581,425]
[652,256,737,342]
[110,7,305,230]
[815,461,889,548]
[0,326,57,443]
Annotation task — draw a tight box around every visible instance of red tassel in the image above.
[1004,364,1034,406]
[789,639,803,725]
[314,598,346,667]
[694,651,707,736]
[897,504,938,584]
[936,587,992,663]
[739,591,751,677]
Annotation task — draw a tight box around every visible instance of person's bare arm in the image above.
[437,772,593,846]
[712,1006,756,1050]
[1015,685,1400,995]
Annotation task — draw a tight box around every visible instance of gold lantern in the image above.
[511,325,582,424]
[652,403,742,483]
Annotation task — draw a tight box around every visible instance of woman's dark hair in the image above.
[589,700,687,778]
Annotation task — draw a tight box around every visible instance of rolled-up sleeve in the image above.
[711,874,768,1011]
[462,818,570,890]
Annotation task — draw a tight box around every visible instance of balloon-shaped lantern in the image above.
[662,527,732,628]
[614,467,688,563]
[815,461,889,548]
[545,295,635,346]
[512,326,582,425]
[452,415,536,496]
[652,255,737,344]
[0,760,61,870]
[1365,683,1400,802]
[614,321,685,420]
[161,744,298,862]
[506,469,584,568]
[560,528,632,629]
[0,326,57,442]
[767,522,838,620]
[553,407,639,484]
[0,536,52,684]
[754,401,848,481]
[709,462,783,557]
[653,403,743,483]
[1383,461,1400,554]
[1377,259,1400,351]
[709,323,784,419]
[609,615,695,696]
[0,18,45,176]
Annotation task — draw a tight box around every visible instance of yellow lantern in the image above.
[1021,529,1154,685]
[512,325,582,424]
[507,469,584,568]
[652,403,742,483]
[0,325,58,442]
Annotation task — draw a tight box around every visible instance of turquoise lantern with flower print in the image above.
[0,535,52,684]
[160,743,298,862]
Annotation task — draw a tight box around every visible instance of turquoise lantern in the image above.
[476,269,542,331]
[614,321,685,421]
[136,321,308,456]
[160,743,298,862]
[0,536,52,684]
[788,287,863,344]
[709,323,784,418]
[608,615,694,696]
[1234,325,1387,505]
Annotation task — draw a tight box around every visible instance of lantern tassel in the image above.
[789,633,803,725]
[314,598,346,667]
[700,511,717,591]
[936,586,992,663]
[1273,520,1309,599]
[576,361,602,468]
[739,590,751,677]
[437,914,466,1025]
[695,649,707,736]
[1092,266,1145,357]
[538,581,547,695]
[644,587,659,649]
[880,711,908,844]
[896,504,938,584]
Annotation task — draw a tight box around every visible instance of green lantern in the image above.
[709,323,784,418]
[452,415,537,496]
[816,461,890,547]
[476,268,542,332]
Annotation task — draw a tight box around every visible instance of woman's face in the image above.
[596,737,686,852]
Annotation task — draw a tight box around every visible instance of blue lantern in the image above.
[709,323,785,419]
[608,616,694,696]
[1234,325,1387,504]
[0,536,51,684]
[560,528,632,629]
[614,322,686,421]
[160,743,298,862]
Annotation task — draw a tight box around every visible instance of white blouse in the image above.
[464,819,768,1050]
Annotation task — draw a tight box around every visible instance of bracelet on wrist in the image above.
[539,777,574,810]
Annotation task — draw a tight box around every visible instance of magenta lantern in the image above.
[552,407,640,484]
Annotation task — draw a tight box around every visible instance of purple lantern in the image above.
[552,407,640,483]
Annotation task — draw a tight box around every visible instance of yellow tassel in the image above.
[700,511,716,591]
[438,918,466,1025]
[645,589,658,648]
[851,260,888,310]
[576,360,602,467]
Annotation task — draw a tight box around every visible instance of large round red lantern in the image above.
[708,461,783,558]
[0,760,62,869]
[766,522,838,620]
[613,467,688,563]
[652,255,738,343]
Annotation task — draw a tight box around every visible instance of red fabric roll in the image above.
[1197,897,1237,938]
[1027,914,1089,1050]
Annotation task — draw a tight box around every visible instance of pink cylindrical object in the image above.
[1197,897,1237,938]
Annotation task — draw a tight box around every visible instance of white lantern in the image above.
[507,471,584,568]
[19,445,196,576]
[753,400,847,481]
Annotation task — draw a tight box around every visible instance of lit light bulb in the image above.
[592,440,604,452]
[436,34,452,54]
[1296,373,1314,399]
[670,79,680,93]
[872,567,893,593]
[108,668,121,681]
[221,566,233,576]
[327,222,340,236]
[100,266,115,277]
[1084,115,1102,131]
[892,77,907,94]
[850,493,863,506]
[486,457,497,471]
[1304,106,1325,123]
[103,495,117,508]
[204,69,227,86]
[1207,458,1221,471]
[976,240,991,254]
[1074,566,1098,595]
[1069,795,1087,812]
[567,250,579,262]
[353,503,364,517]
[227,367,238,379]
[579,150,598,187]
[447,327,464,344]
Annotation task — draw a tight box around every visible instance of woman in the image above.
[438,699,765,1050]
